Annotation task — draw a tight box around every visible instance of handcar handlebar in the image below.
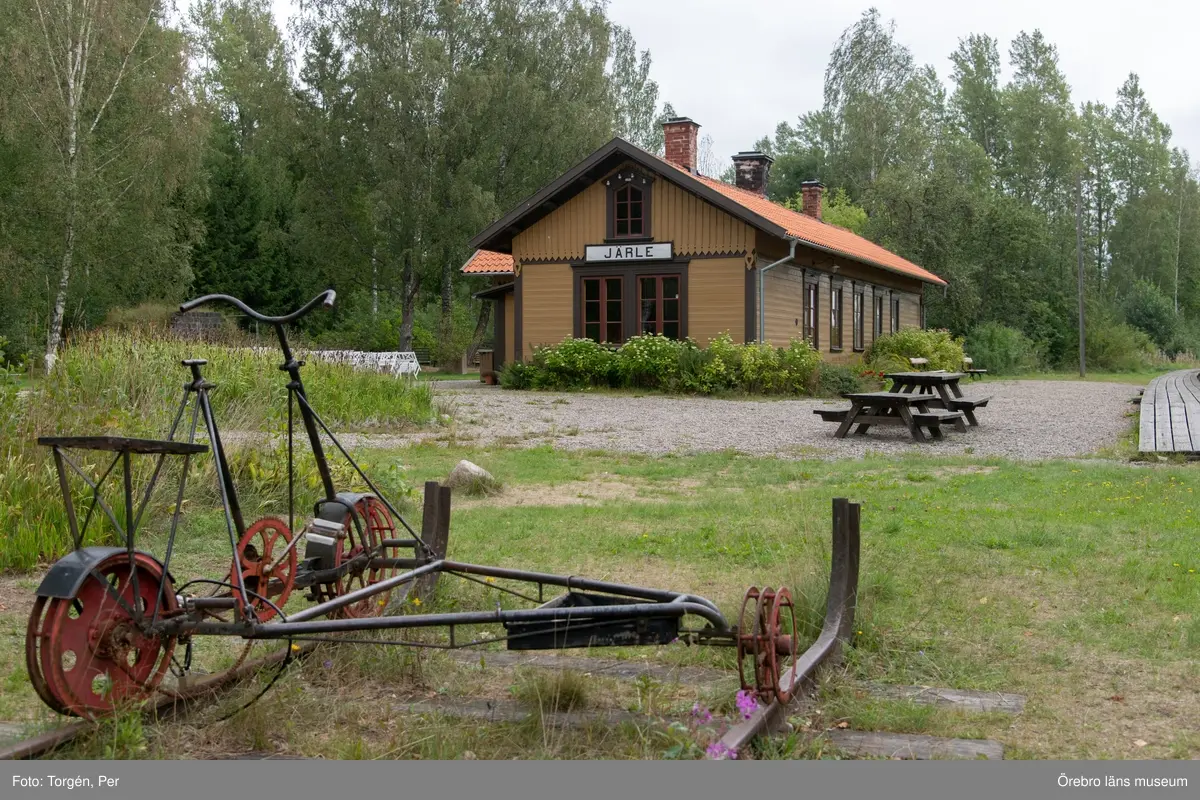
[179,290,336,325]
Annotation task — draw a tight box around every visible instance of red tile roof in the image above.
[689,172,947,286]
[461,249,514,275]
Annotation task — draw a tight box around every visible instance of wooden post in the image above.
[412,481,452,601]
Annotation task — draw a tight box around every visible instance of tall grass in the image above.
[1,331,437,571]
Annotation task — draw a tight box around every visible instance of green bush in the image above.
[498,360,536,390]
[739,342,784,393]
[811,362,864,397]
[675,341,715,393]
[1024,300,1070,368]
[529,338,617,390]
[777,338,822,392]
[1122,280,1177,351]
[1084,313,1157,372]
[1168,318,1200,360]
[965,322,1039,375]
[0,336,20,379]
[864,328,965,372]
[616,334,684,389]
[499,333,825,396]
[697,332,742,392]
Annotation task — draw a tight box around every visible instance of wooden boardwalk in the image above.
[1139,369,1200,453]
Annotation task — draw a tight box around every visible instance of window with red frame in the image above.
[582,277,623,343]
[613,184,646,238]
[638,275,680,339]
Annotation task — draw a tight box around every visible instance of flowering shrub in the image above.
[503,333,828,396]
[617,334,683,388]
[777,338,821,392]
[529,337,617,390]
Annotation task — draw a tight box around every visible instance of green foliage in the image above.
[1121,279,1177,351]
[812,362,864,397]
[821,187,869,233]
[497,361,536,390]
[965,322,1039,374]
[0,337,23,376]
[616,334,683,389]
[864,328,966,372]
[786,186,868,233]
[1083,304,1158,372]
[103,303,206,336]
[531,338,618,390]
[756,11,1200,363]
[1023,300,1071,368]
[502,334,823,396]
[1168,318,1200,359]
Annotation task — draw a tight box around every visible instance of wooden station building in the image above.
[463,117,946,371]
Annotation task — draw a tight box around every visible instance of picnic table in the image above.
[814,391,964,442]
[884,371,991,427]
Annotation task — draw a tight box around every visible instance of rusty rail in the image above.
[718,497,861,754]
[0,642,319,761]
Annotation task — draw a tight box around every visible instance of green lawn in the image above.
[980,363,1197,386]
[420,371,479,381]
[5,443,1198,759]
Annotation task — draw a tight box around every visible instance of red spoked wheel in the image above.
[313,497,400,618]
[229,517,297,621]
[26,597,70,715]
[737,587,771,700]
[29,552,178,718]
[331,496,400,619]
[768,588,799,703]
[736,586,798,703]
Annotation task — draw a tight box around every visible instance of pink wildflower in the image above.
[735,690,758,720]
[705,741,738,760]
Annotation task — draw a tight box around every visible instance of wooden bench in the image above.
[925,395,991,426]
[963,356,987,380]
[908,357,929,369]
[912,409,967,435]
[813,408,851,423]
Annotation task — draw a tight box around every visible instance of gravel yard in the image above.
[404,379,1138,460]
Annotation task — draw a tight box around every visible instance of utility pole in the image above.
[1174,164,1186,315]
[1076,175,1086,378]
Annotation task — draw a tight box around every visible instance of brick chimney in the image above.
[731,151,774,196]
[662,116,700,173]
[799,180,824,221]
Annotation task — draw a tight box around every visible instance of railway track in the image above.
[4,501,862,761]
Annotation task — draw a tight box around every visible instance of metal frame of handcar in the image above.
[26,290,860,731]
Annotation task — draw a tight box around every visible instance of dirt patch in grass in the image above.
[0,575,36,616]
[454,477,703,509]
[455,481,647,509]
[929,466,1000,477]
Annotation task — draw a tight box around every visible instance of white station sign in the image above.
[585,242,673,262]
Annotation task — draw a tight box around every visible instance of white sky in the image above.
[269,0,1200,167]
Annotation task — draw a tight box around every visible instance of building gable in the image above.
[512,164,754,266]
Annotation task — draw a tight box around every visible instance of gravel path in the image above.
[365,380,1138,461]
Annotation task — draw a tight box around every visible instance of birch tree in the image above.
[9,0,198,370]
